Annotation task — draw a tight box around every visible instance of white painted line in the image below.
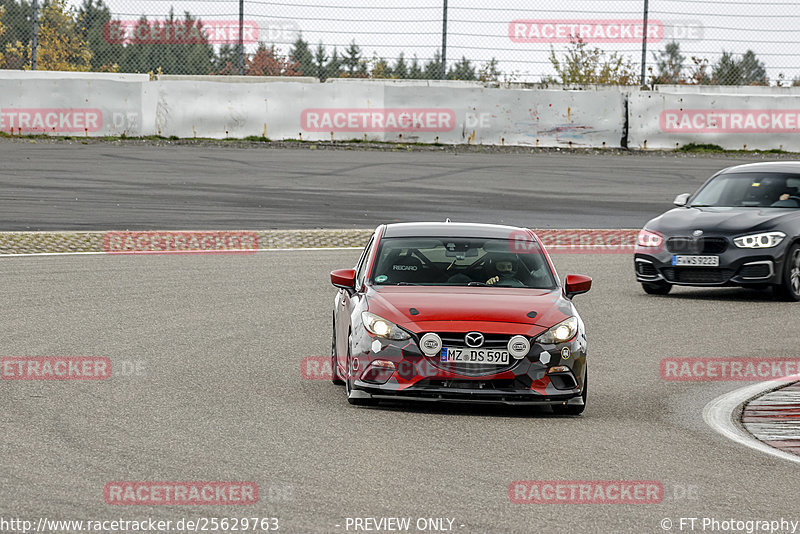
[703,375,800,465]
[0,247,362,258]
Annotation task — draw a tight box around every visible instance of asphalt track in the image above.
[2,251,799,534]
[0,142,774,231]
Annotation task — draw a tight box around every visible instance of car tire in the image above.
[345,341,377,406]
[641,281,672,295]
[552,370,587,416]
[330,325,344,385]
[773,243,800,302]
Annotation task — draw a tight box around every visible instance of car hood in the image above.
[647,206,800,235]
[365,286,575,334]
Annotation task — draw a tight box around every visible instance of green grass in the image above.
[677,143,726,153]
[678,142,789,155]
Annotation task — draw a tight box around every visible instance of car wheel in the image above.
[330,325,344,385]
[345,341,377,406]
[774,243,800,302]
[641,281,672,295]
[552,370,586,416]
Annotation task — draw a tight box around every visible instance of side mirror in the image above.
[673,193,691,207]
[331,269,356,291]
[564,274,592,299]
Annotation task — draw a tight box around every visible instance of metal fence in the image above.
[1,0,798,85]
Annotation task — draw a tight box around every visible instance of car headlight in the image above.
[361,311,411,340]
[536,316,578,344]
[636,229,663,248]
[733,231,786,249]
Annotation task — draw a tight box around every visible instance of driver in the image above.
[486,254,525,287]
[776,187,800,206]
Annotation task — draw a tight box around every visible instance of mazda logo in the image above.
[465,332,484,348]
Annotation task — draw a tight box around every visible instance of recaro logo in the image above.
[392,265,418,271]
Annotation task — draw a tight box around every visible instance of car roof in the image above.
[381,222,530,239]
[721,161,800,174]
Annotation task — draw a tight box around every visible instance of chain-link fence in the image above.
[0,0,799,85]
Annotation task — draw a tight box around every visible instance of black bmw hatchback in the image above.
[634,162,800,301]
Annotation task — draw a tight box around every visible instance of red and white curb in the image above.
[704,376,800,464]
[742,381,800,457]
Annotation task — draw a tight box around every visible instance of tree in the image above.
[712,49,767,85]
[447,56,475,80]
[77,0,121,70]
[212,43,238,74]
[0,0,32,48]
[712,51,740,85]
[313,41,327,80]
[393,52,407,79]
[289,35,314,76]
[119,10,215,75]
[423,49,443,79]
[651,41,684,84]
[408,54,423,79]
[342,39,361,74]
[685,55,711,85]
[326,46,342,78]
[548,38,637,85]
[477,58,500,82]
[246,43,300,76]
[35,0,93,71]
[739,50,767,85]
[369,54,392,78]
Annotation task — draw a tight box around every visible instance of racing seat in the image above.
[387,254,425,284]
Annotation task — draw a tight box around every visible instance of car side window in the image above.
[355,236,375,289]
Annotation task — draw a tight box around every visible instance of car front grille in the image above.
[424,332,523,377]
[666,237,728,254]
[662,267,734,284]
[437,332,510,349]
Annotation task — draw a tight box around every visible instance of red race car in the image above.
[330,222,592,415]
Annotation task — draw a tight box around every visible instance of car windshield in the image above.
[370,237,557,289]
[691,172,800,208]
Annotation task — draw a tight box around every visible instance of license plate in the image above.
[440,347,510,365]
[672,255,719,267]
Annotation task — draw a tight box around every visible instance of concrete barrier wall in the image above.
[1,70,799,150]
[628,91,800,151]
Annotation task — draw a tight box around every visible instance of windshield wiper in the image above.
[466,281,490,286]
[395,282,420,286]
[689,203,711,207]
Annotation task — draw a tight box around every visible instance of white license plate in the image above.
[440,347,510,365]
[672,255,720,267]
